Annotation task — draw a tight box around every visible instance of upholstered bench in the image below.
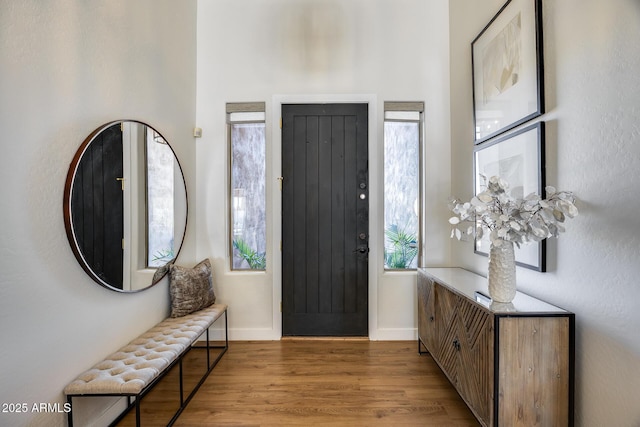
[65,303,227,426]
[65,258,226,426]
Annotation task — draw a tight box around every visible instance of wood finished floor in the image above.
[118,340,480,427]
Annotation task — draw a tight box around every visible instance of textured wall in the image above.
[0,1,197,426]
[449,0,640,425]
[5,0,636,425]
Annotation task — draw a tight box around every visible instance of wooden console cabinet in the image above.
[418,268,574,426]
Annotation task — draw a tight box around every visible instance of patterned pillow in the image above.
[169,259,216,317]
[151,261,172,285]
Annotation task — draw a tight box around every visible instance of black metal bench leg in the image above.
[179,357,184,406]
[67,396,73,427]
[226,309,229,349]
[206,328,211,368]
[136,397,141,427]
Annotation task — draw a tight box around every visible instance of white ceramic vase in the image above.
[488,240,516,303]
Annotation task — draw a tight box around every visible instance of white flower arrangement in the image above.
[448,175,578,248]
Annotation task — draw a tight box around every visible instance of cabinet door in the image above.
[434,284,494,426]
[434,284,460,384]
[497,316,570,426]
[417,274,437,352]
[454,297,494,426]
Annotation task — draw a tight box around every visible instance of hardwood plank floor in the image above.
[118,340,480,426]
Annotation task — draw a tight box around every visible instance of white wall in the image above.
[449,0,640,425]
[0,1,197,426]
[195,0,452,341]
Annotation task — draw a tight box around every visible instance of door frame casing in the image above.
[271,94,380,340]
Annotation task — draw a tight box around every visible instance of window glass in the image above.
[146,131,175,268]
[230,122,266,270]
[383,120,420,270]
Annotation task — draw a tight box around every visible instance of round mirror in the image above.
[64,120,188,292]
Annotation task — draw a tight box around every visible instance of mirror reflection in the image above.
[64,121,187,292]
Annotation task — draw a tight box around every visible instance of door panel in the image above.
[71,124,124,288]
[282,104,368,336]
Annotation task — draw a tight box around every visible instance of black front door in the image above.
[71,123,124,288]
[282,103,369,336]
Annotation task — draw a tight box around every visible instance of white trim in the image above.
[219,327,413,341]
[82,398,127,427]
[271,94,379,340]
[374,328,418,341]
[229,328,282,341]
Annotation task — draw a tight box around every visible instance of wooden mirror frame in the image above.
[63,120,188,292]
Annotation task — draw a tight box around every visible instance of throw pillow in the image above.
[169,258,216,317]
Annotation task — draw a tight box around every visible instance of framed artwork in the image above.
[472,0,544,144]
[473,122,546,271]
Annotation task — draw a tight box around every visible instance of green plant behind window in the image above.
[384,224,418,269]
[232,239,266,270]
[152,248,174,264]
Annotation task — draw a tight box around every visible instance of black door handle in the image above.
[353,246,369,254]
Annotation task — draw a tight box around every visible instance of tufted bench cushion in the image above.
[64,303,227,396]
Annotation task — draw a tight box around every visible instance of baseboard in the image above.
[71,395,127,427]
[195,327,281,341]
[229,328,282,340]
[197,328,418,342]
[281,336,369,341]
[371,328,418,341]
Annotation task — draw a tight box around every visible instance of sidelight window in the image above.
[383,102,424,270]
[227,102,267,270]
[146,129,176,268]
